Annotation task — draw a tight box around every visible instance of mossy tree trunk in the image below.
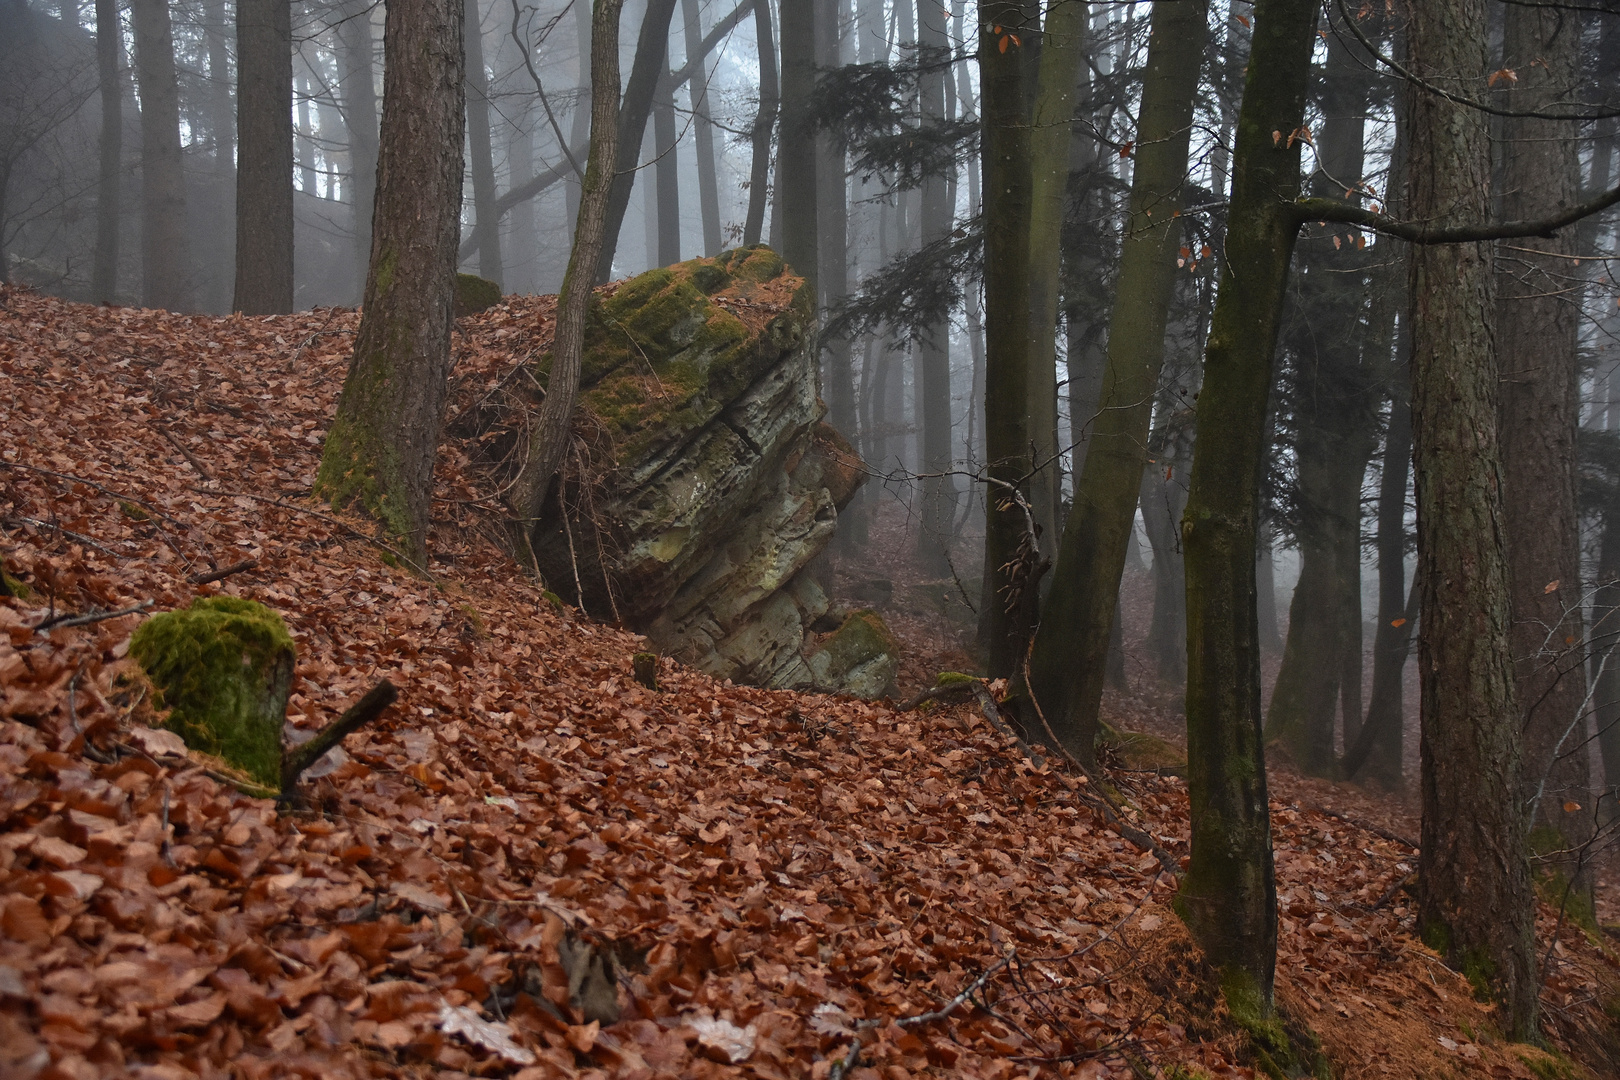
[234,0,294,315]
[976,1,1041,678]
[1179,0,1317,1016]
[1405,0,1538,1040]
[315,0,466,565]
[464,0,503,285]
[1496,0,1592,899]
[509,0,624,541]
[1023,0,1208,751]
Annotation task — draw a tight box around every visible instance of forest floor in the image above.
[2,285,1617,1079]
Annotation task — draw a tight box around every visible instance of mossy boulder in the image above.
[455,273,502,317]
[524,248,880,695]
[129,596,294,789]
[805,610,900,700]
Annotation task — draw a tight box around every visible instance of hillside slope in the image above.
[2,285,1616,1079]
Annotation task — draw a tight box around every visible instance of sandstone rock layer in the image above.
[527,248,892,696]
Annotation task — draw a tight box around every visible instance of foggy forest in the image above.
[4,0,1620,1076]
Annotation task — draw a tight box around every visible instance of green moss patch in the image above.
[529,250,807,468]
[455,273,503,317]
[129,596,295,789]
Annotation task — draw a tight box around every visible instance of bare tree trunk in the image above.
[1407,0,1538,1041]
[680,0,721,256]
[129,0,191,311]
[818,0,855,444]
[464,0,503,284]
[91,0,122,302]
[778,0,816,286]
[315,0,467,564]
[1496,0,1592,898]
[741,0,775,247]
[914,0,953,571]
[234,0,295,315]
[652,65,680,267]
[1024,0,1208,747]
[1180,0,1317,1021]
[592,0,677,281]
[336,0,379,304]
[566,0,592,229]
[510,0,625,540]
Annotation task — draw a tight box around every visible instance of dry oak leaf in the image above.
[437,1001,536,1065]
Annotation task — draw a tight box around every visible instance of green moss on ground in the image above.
[130,596,295,789]
[455,273,502,317]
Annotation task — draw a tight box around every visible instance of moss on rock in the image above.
[455,273,502,317]
[807,609,899,700]
[129,596,295,789]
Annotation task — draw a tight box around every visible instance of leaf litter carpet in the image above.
[2,286,1617,1079]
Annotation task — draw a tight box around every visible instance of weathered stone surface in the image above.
[528,248,886,695]
[129,597,294,788]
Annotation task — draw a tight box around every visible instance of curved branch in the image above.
[1293,178,1620,244]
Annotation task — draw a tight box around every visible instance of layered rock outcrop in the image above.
[526,248,894,697]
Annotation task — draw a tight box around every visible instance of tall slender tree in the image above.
[336,0,379,303]
[913,0,954,569]
[511,0,624,545]
[315,0,467,564]
[234,0,295,315]
[742,0,776,247]
[778,0,817,287]
[128,0,190,310]
[464,0,503,284]
[1025,0,1209,755]
[592,0,677,281]
[1178,0,1316,1020]
[680,0,722,256]
[976,1,1040,677]
[91,0,121,303]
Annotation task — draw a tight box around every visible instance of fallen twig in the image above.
[189,558,259,585]
[3,516,119,557]
[161,426,213,480]
[34,600,151,633]
[280,680,398,791]
[826,957,1013,1080]
[189,487,432,578]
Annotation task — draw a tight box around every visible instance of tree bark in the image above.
[336,0,379,305]
[742,0,776,247]
[1141,409,1194,687]
[593,0,677,282]
[1179,0,1317,1018]
[234,0,295,315]
[1024,0,1208,751]
[91,0,122,303]
[652,64,680,267]
[975,2,1042,677]
[681,0,722,256]
[913,0,956,572]
[778,0,817,288]
[1406,0,1538,1040]
[464,0,503,285]
[1496,0,1591,893]
[314,0,467,564]
[510,0,624,541]
[818,0,856,455]
[129,0,191,311]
